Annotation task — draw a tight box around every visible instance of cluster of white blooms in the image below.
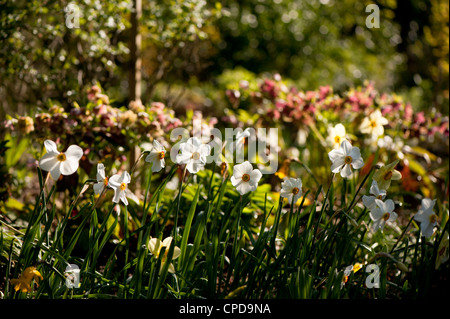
[38,122,440,240]
[325,122,440,238]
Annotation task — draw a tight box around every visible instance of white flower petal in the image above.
[250,169,262,183]
[421,198,435,211]
[335,123,346,136]
[39,154,59,172]
[240,161,254,174]
[422,222,435,238]
[59,158,79,176]
[340,164,353,178]
[152,139,164,152]
[44,140,59,155]
[372,218,382,231]
[152,159,164,172]
[236,181,252,195]
[280,189,292,199]
[112,189,121,204]
[370,207,384,221]
[148,237,162,255]
[96,163,106,181]
[230,176,242,188]
[330,158,345,173]
[162,236,173,248]
[50,164,62,180]
[362,195,376,211]
[108,174,122,188]
[384,199,395,213]
[186,161,204,174]
[351,157,365,170]
[65,145,83,161]
[167,263,176,274]
[199,144,211,157]
[414,212,427,223]
[172,246,181,260]
[93,183,104,195]
[120,192,129,206]
[348,147,361,160]
[328,149,344,162]
[419,220,431,236]
[388,211,398,222]
[145,151,159,163]
[341,140,352,155]
[232,164,245,179]
[125,189,139,204]
[176,152,193,164]
[122,171,131,184]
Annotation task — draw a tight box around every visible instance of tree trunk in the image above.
[129,0,142,103]
[129,0,142,193]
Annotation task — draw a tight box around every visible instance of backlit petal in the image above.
[50,164,62,180]
[39,154,59,172]
[250,169,262,183]
[328,149,344,162]
[330,158,345,173]
[65,145,83,161]
[340,164,352,178]
[44,140,59,155]
[59,158,79,175]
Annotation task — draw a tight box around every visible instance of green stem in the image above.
[232,196,244,259]
[345,165,377,214]
[123,205,129,298]
[173,166,187,240]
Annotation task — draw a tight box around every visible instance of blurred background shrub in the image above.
[0,0,448,118]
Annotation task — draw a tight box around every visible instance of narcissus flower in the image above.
[176,137,211,174]
[93,163,109,195]
[235,128,252,146]
[342,262,363,286]
[360,109,388,138]
[145,139,166,172]
[39,140,83,180]
[280,177,303,204]
[231,161,262,195]
[326,123,347,149]
[414,198,438,238]
[372,160,402,190]
[436,231,449,269]
[328,140,364,178]
[148,236,181,274]
[108,171,136,206]
[369,199,398,231]
[362,181,387,211]
[10,266,43,293]
[64,264,81,289]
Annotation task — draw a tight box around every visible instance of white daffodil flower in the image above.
[359,109,389,139]
[414,198,438,238]
[64,264,81,289]
[372,160,402,190]
[328,140,364,178]
[436,231,449,269]
[369,198,398,231]
[39,140,83,180]
[280,177,303,204]
[148,236,181,274]
[145,139,166,172]
[93,163,108,195]
[230,161,262,195]
[326,123,347,149]
[176,137,211,174]
[362,180,387,211]
[235,128,251,146]
[108,170,137,206]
